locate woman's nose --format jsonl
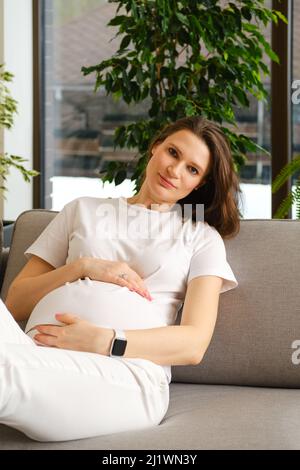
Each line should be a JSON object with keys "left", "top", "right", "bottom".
{"left": 167, "top": 164, "right": 181, "bottom": 178}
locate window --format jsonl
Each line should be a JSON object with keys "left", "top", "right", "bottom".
{"left": 39, "top": 0, "right": 279, "bottom": 219}
{"left": 42, "top": 0, "right": 147, "bottom": 210}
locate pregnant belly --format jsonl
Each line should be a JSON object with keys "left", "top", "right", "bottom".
{"left": 25, "top": 278, "right": 168, "bottom": 340}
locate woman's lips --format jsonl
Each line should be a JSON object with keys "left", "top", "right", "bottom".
{"left": 159, "top": 174, "right": 176, "bottom": 189}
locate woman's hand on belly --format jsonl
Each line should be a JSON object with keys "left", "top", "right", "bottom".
{"left": 33, "top": 312, "right": 114, "bottom": 355}
{"left": 81, "top": 257, "right": 152, "bottom": 300}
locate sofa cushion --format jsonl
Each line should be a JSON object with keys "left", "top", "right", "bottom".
{"left": 1, "top": 210, "right": 300, "bottom": 388}
{"left": 0, "top": 384, "right": 300, "bottom": 450}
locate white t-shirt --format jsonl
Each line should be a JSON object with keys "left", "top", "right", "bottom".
{"left": 24, "top": 196, "right": 238, "bottom": 384}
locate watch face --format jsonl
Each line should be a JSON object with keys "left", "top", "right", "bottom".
{"left": 111, "top": 339, "right": 127, "bottom": 356}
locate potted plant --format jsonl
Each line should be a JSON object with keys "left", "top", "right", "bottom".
{"left": 271, "top": 155, "right": 300, "bottom": 219}
{"left": 0, "top": 64, "right": 39, "bottom": 247}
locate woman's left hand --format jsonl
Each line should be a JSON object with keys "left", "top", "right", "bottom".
{"left": 34, "top": 313, "right": 114, "bottom": 355}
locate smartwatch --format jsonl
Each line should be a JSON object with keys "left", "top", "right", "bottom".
{"left": 109, "top": 329, "right": 127, "bottom": 357}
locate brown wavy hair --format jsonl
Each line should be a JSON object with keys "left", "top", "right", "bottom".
{"left": 140, "top": 116, "right": 243, "bottom": 239}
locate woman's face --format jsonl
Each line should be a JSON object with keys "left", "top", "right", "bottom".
{"left": 145, "top": 129, "right": 211, "bottom": 203}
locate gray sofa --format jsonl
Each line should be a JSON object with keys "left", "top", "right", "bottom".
{"left": 0, "top": 209, "right": 300, "bottom": 450}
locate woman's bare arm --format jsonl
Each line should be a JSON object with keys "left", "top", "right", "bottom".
{"left": 5, "top": 255, "right": 84, "bottom": 322}
{"left": 119, "top": 275, "right": 224, "bottom": 366}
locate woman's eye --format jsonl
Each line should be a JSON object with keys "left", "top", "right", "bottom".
{"left": 189, "top": 166, "right": 198, "bottom": 175}
{"left": 168, "top": 148, "right": 198, "bottom": 175}
{"left": 168, "top": 147, "right": 177, "bottom": 156}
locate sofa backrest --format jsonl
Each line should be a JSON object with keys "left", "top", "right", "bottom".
{"left": 2, "top": 209, "right": 300, "bottom": 388}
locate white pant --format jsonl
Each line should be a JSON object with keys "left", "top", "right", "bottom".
{"left": 0, "top": 299, "right": 169, "bottom": 442}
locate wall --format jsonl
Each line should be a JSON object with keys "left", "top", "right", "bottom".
{"left": 1, "top": 0, "right": 33, "bottom": 221}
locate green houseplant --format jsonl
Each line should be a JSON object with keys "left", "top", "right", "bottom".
{"left": 82, "top": 0, "right": 286, "bottom": 195}
{"left": 0, "top": 64, "right": 39, "bottom": 196}
{"left": 0, "top": 64, "right": 39, "bottom": 246}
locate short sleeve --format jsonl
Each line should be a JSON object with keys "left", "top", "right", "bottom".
{"left": 187, "top": 225, "right": 238, "bottom": 294}
{"left": 24, "top": 198, "right": 77, "bottom": 268}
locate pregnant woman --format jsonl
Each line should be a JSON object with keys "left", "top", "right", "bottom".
{"left": 1, "top": 116, "right": 240, "bottom": 442}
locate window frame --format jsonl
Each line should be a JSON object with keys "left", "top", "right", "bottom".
{"left": 33, "top": 0, "right": 295, "bottom": 218}
{"left": 271, "top": 0, "right": 293, "bottom": 218}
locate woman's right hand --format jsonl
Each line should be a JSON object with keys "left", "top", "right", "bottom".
{"left": 80, "top": 257, "right": 152, "bottom": 301}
